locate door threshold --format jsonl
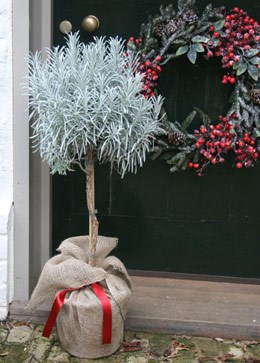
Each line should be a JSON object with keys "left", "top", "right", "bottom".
{"left": 129, "top": 269, "right": 260, "bottom": 285}
{"left": 9, "top": 275, "right": 260, "bottom": 340}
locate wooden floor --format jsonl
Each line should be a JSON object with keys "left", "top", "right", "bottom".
{"left": 10, "top": 276, "right": 260, "bottom": 340}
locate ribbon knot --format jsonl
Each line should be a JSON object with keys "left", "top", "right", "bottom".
{"left": 42, "top": 282, "right": 112, "bottom": 345}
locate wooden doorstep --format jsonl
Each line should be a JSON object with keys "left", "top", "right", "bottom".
{"left": 9, "top": 276, "right": 260, "bottom": 340}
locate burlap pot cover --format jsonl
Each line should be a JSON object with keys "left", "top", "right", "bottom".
{"left": 29, "top": 235, "right": 132, "bottom": 359}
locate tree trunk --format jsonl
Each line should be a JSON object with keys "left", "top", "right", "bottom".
{"left": 86, "top": 149, "right": 99, "bottom": 266}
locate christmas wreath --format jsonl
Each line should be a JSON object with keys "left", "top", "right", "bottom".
{"left": 127, "top": 0, "right": 260, "bottom": 175}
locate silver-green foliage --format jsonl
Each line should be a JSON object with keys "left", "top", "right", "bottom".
{"left": 27, "top": 33, "right": 164, "bottom": 176}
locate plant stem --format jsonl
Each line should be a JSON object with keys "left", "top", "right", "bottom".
{"left": 86, "top": 149, "right": 99, "bottom": 266}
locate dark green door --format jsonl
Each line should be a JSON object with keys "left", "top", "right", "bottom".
{"left": 52, "top": 0, "right": 260, "bottom": 278}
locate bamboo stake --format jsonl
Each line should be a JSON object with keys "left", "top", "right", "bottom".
{"left": 86, "top": 149, "right": 99, "bottom": 266}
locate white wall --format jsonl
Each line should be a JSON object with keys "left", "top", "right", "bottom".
{"left": 0, "top": 0, "right": 14, "bottom": 319}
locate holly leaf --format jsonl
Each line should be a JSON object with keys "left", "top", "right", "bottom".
{"left": 232, "top": 61, "right": 240, "bottom": 70}
{"left": 219, "top": 31, "right": 226, "bottom": 37}
{"left": 245, "top": 49, "right": 259, "bottom": 58}
{"left": 236, "top": 62, "right": 247, "bottom": 76}
{"left": 192, "top": 43, "right": 204, "bottom": 53}
{"left": 187, "top": 48, "right": 197, "bottom": 64}
{"left": 192, "top": 35, "right": 210, "bottom": 43}
{"left": 253, "top": 129, "right": 260, "bottom": 138}
{"left": 249, "top": 57, "right": 260, "bottom": 65}
{"left": 214, "top": 19, "right": 225, "bottom": 31}
{"left": 176, "top": 45, "right": 189, "bottom": 56}
{"left": 248, "top": 64, "right": 259, "bottom": 81}
{"left": 211, "top": 38, "right": 220, "bottom": 47}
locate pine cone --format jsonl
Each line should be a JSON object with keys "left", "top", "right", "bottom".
{"left": 168, "top": 130, "right": 187, "bottom": 145}
{"left": 182, "top": 9, "right": 199, "bottom": 24}
{"left": 250, "top": 89, "right": 260, "bottom": 105}
{"left": 154, "top": 22, "right": 165, "bottom": 38}
{"left": 166, "top": 18, "right": 185, "bottom": 34}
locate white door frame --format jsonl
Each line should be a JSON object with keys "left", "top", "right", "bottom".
{"left": 13, "top": 0, "right": 52, "bottom": 301}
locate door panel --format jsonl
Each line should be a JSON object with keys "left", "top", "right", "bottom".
{"left": 52, "top": 0, "right": 260, "bottom": 278}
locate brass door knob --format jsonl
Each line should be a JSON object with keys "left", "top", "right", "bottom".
{"left": 81, "top": 15, "right": 100, "bottom": 32}
{"left": 59, "top": 20, "right": 72, "bottom": 34}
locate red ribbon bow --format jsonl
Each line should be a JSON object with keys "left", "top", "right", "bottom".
{"left": 42, "top": 282, "right": 112, "bottom": 344}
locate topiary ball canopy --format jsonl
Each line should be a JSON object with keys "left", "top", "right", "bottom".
{"left": 27, "top": 33, "right": 164, "bottom": 177}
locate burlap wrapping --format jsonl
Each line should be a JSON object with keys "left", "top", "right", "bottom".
{"left": 29, "top": 235, "right": 132, "bottom": 359}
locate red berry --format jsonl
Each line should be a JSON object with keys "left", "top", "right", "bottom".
{"left": 188, "top": 162, "right": 194, "bottom": 168}
{"left": 129, "top": 37, "right": 135, "bottom": 42}
{"left": 155, "top": 55, "right": 162, "bottom": 62}
{"left": 223, "top": 55, "right": 229, "bottom": 62}
{"left": 209, "top": 25, "right": 215, "bottom": 31}
{"left": 214, "top": 32, "right": 220, "bottom": 38}
{"left": 236, "top": 162, "right": 243, "bottom": 169}
{"left": 220, "top": 142, "right": 226, "bottom": 148}
{"left": 238, "top": 140, "right": 244, "bottom": 148}
{"left": 193, "top": 163, "right": 199, "bottom": 169}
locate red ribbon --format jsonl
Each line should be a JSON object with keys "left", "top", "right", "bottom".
{"left": 42, "top": 282, "right": 112, "bottom": 344}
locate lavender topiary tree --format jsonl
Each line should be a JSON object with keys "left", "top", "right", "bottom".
{"left": 27, "top": 33, "right": 164, "bottom": 266}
